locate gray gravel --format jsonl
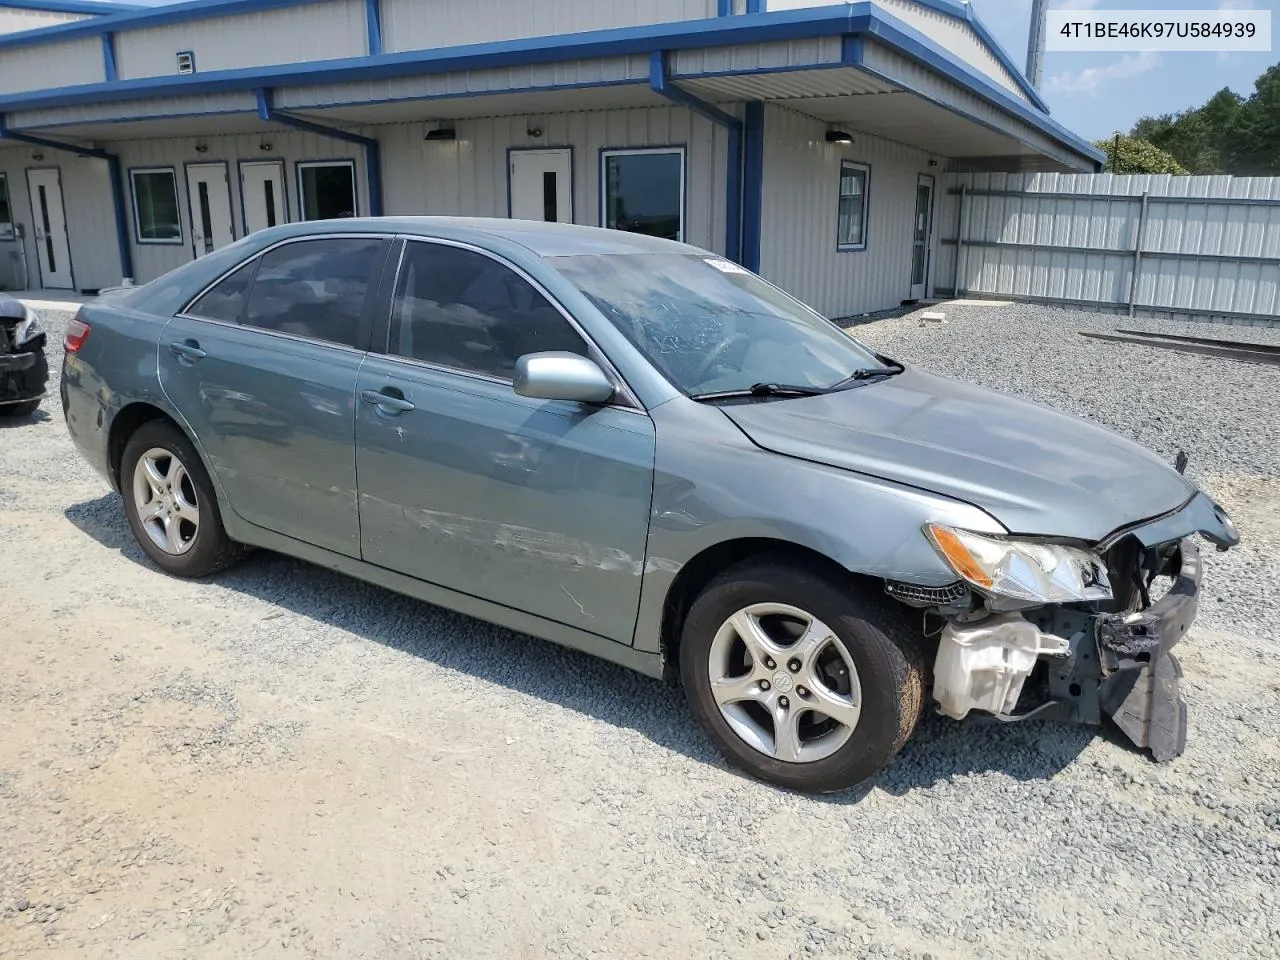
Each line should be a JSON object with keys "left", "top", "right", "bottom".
{"left": 2, "top": 302, "right": 1278, "bottom": 960}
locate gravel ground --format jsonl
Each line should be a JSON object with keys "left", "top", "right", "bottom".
{"left": 2, "top": 302, "right": 1278, "bottom": 960}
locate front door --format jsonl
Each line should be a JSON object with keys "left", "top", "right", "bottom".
{"left": 355, "top": 239, "right": 654, "bottom": 645}
{"left": 26, "top": 168, "right": 73, "bottom": 289}
{"left": 909, "top": 174, "right": 934, "bottom": 301}
{"left": 509, "top": 148, "right": 573, "bottom": 223}
{"left": 185, "top": 162, "right": 235, "bottom": 258}
{"left": 158, "top": 236, "right": 391, "bottom": 558}
{"left": 239, "top": 160, "right": 287, "bottom": 235}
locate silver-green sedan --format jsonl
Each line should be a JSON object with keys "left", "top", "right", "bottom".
{"left": 62, "top": 218, "right": 1238, "bottom": 792}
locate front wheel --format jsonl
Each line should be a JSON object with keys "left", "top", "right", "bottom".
{"left": 120, "top": 420, "right": 243, "bottom": 577}
{"left": 680, "top": 559, "right": 925, "bottom": 793}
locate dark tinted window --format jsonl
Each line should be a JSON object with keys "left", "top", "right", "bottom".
{"left": 242, "top": 238, "right": 384, "bottom": 347}
{"left": 186, "top": 260, "right": 258, "bottom": 323}
{"left": 389, "top": 242, "right": 587, "bottom": 379}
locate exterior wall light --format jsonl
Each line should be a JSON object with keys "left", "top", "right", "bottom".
{"left": 424, "top": 127, "right": 457, "bottom": 141}
{"left": 194, "top": 143, "right": 209, "bottom": 153}
{"left": 825, "top": 131, "right": 854, "bottom": 144}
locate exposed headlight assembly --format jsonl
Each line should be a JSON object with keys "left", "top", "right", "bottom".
{"left": 14, "top": 313, "right": 41, "bottom": 346}
{"left": 924, "top": 524, "right": 1112, "bottom": 604}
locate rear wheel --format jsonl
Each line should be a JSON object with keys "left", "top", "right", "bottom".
{"left": 680, "top": 558, "right": 925, "bottom": 793}
{"left": 120, "top": 421, "right": 243, "bottom": 577}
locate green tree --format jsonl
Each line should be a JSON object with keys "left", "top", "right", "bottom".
{"left": 1226, "top": 65, "right": 1280, "bottom": 175}
{"left": 1093, "top": 134, "right": 1188, "bottom": 174}
{"left": 1132, "top": 88, "right": 1242, "bottom": 173}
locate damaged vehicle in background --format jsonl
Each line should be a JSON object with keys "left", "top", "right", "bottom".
{"left": 59, "top": 218, "right": 1240, "bottom": 793}
{"left": 0, "top": 294, "right": 48, "bottom": 417}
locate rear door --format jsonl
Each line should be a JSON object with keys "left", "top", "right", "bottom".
{"left": 354, "top": 238, "right": 655, "bottom": 644}
{"left": 158, "top": 235, "right": 390, "bottom": 557}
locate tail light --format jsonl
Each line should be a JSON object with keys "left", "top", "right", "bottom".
{"left": 64, "top": 318, "right": 91, "bottom": 353}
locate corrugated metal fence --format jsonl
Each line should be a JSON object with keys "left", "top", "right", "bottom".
{"left": 934, "top": 172, "right": 1280, "bottom": 326}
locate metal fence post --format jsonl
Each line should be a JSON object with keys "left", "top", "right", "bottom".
{"left": 1127, "top": 191, "right": 1149, "bottom": 317}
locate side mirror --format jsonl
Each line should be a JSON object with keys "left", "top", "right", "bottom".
{"left": 514, "top": 352, "right": 615, "bottom": 405}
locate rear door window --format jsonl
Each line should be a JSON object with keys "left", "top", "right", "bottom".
{"left": 185, "top": 260, "right": 258, "bottom": 323}
{"left": 241, "top": 238, "right": 387, "bottom": 348}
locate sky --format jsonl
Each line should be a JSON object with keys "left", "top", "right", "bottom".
{"left": 970, "top": 0, "right": 1279, "bottom": 138}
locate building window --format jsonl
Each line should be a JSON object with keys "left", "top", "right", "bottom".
{"left": 0, "top": 174, "right": 13, "bottom": 241}
{"left": 297, "top": 161, "right": 357, "bottom": 221}
{"left": 130, "top": 168, "right": 183, "bottom": 244}
{"left": 601, "top": 148, "right": 685, "bottom": 242}
{"left": 837, "top": 160, "right": 870, "bottom": 251}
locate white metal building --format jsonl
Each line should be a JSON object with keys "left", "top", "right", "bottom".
{"left": 0, "top": 0, "right": 1103, "bottom": 318}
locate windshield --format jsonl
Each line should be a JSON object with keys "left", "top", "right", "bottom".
{"left": 546, "top": 253, "right": 889, "bottom": 396}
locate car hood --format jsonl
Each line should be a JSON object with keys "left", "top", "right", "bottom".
{"left": 720, "top": 366, "right": 1196, "bottom": 542}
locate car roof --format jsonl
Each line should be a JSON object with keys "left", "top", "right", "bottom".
{"left": 261, "top": 216, "right": 702, "bottom": 258}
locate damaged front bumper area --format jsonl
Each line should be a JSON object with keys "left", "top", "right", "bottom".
{"left": 0, "top": 341, "right": 49, "bottom": 405}
{"left": 928, "top": 537, "right": 1207, "bottom": 762}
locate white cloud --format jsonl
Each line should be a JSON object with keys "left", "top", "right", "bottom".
{"left": 1053, "top": 0, "right": 1101, "bottom": 10}
{"left": 1217, "top": 0, "right": 1255, "bottom": 10}
{"left": 1047, "top": 51, "right": 1160, "bottom": 95}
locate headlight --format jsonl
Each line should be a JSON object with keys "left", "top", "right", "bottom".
{"left": 924, "top": 524, "right": 1112, "bottom": 603}
{"left": 14, "top": 313, "right": 40, "bottom": 345}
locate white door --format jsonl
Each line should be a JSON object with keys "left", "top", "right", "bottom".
{"left": 239, "top": 160, "right": 287, "bottom": 234}
{"left": 26, "top": 168, "right": 73, "bottom": 290}
{"left": 185, "top": 162, "right": 235, "bottom": 258}
{"left": 909, "top": 174, "right": 935, "bottom": 301}
{"left": 509, "top": 149, "right": 573, "bottom": 223}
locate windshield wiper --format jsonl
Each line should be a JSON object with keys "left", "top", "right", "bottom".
{"left": 690, "top": 382, "right": 831, "bottom": 402}
{"left": 828, "top": 359, "right": 905, "bottom": 390}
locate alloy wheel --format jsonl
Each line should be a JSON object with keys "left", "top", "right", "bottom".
{"left": 707, "top": 602, "right": 862, "bottom": 763}
{"left": 131, "top": 446, "right": 200, "bottom": 556}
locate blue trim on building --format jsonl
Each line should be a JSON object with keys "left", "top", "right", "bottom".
{"left": 649, "top": 50, "right": 742, "bottom": 263}
{"left": 840, "top": 33, "right": 862, "bottom": 65}
{"left": 717, "top": 0, "right": 733, "bottom": 15}
{"left": 101, "top": 31, "right": 116, "bottom": 81}
{"left": 365, "top": 0, "right": 382, "bottom": 56}
{"left": 747, "top": 0, "right": 764, "bottom": 13}
{"left": 256, "top": 88, "right": 383, "bottom": 216}
{"left": 858, "top": 14, "right": 1103, "bottom": 164}
{"left": 0, "top": 8, "right": 866, "bottom": 109}
{"left": 0, "top": 0, "right": 145, "bottom": 14}
{"left": 961, "top": 2, "right": 1049, "bottom": 113}
{"left": 0, "top": 4, "right": 1101, "bottom": 168}
{"left": 0, "top": 116, "right": 133, "bottom": 280}
{"left": 0, "top": 0, "right": 338, "bottom": 48}
{"left": 741, "top": 101, "right": 764, "bottom": 274}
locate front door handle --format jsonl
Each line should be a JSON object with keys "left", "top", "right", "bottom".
{"left": 361, "top": 389, "right": 415, "bottom": 414}
{"left": 168, "top": 340, "right": 207, "bottom": 362}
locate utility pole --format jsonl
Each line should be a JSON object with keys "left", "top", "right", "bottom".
{"left": 1025, "top": 0, "right": 1048, "bottom": 90}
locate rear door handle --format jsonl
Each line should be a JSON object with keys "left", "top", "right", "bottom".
{"left": 361, "top": 389, "right": 415, "bottom": 414}
{"left": 168, "top": 340, "right": 207, "bottom": 362}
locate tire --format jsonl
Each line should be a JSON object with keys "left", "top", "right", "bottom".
{"left": 120, "top": 420, "right": 243, "bottom": 577}
{"left": 0, "top": 399, "right": 40, "bottom": 417}
{"left": 679, "top": 557, "right": 926, "bottom": 793}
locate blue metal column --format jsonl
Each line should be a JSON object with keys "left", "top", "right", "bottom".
{"left": 256, "top": 88, "right": 384, "bottom": 216}
{"left": 741, "top": 101, "right": 765, "bottom": 273}
{"left": 649, "top": 51, "right": 744, "bottom": 264}
{"left": 0, "top": 115, "right": 133, "bottom": 283}
{"left": 364, "top": 0, "right": 383, "bottom": 55}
